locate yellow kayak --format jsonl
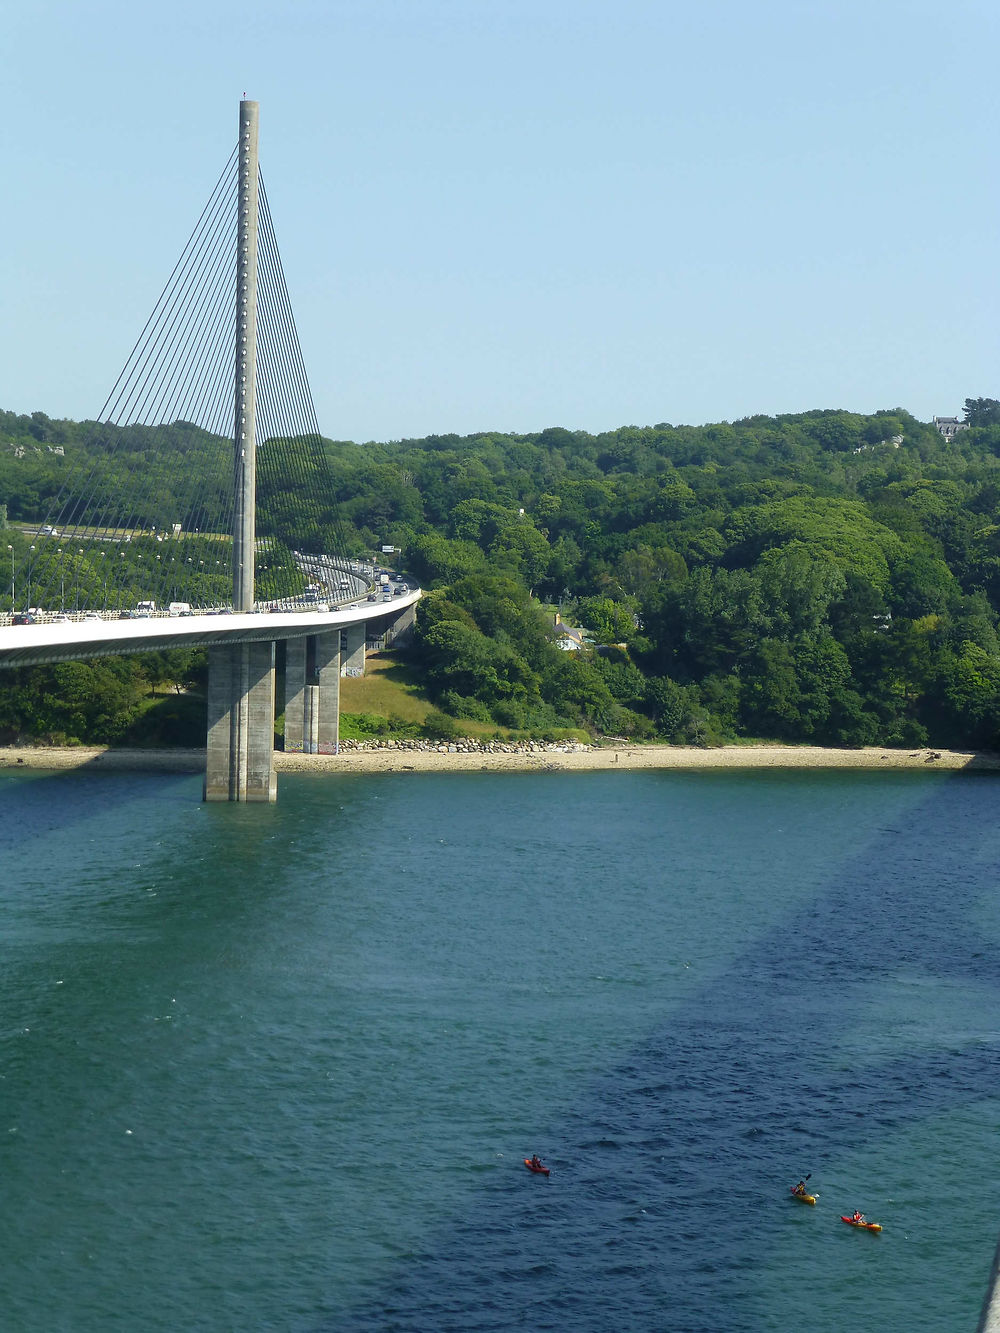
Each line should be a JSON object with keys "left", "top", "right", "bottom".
{"left": 790, "top": 1187, "right": 817, "bottom": 1205}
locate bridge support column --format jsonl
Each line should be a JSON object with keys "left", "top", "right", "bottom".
{"left": 205, "top": 641, "right": 277, "bottom": 801}
{"left": 384, "top": 602, "right": 416, "bottom": 646}
{"left": 282, "top": 632, "right": 341, "bottom": 754}
{"left": 283, "top": 636, "right": 309, "bottom": 753}
{"left": 342, "top": 623, "right": 366, "bottom": 678}
{"left": 315, "top": 630, "right": 341, "bottom": 753}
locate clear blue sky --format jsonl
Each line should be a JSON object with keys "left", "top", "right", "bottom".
{"left": 4, "top": 0, "right": 997, "bottom": 442}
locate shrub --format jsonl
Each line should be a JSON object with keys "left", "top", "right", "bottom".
{"left": 340, "top": 711, "right": 392, "bottom": 739}
{"left": 438, "top": 689, "right": 493, "bottom": 722}
{"left": 492, "top": 700, "right": 526, "bottom": 728}
{"left": 422, "top": 710, "right": 461, "bottom": 740}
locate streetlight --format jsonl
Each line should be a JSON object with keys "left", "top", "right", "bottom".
{"left": 6, "top": 545, "right": 13, "bottom": 611}
{"left": 27, "top": 546, "right": 35, "bottom": 611}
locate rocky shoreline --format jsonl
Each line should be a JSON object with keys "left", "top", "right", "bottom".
{"left": 1, "top": 740, "right": 997, "bottom": 776}
{"left": 334, "top": 737, "right": 593, "bottom": 754}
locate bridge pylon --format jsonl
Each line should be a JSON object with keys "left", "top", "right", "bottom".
{"left": 204, "top": 99, "right": 276, "bottom": 802}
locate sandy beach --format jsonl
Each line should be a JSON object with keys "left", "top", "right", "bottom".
{"left": 0, "top": 743, "right": 997, "bottom": 775}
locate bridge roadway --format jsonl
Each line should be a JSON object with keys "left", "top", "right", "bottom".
{"left": 0, "top": 589, "right": 421, "bottom": 671}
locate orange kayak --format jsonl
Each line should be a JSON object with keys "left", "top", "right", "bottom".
{"left": 524, "top": 1158, "right": 550, "bottom": 1176}
{"left": 841, "top": 1215, "right": 882, "bottom": 1232}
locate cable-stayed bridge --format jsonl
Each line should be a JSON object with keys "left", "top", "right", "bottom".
{"left": 0, "top": 101, "right": 418, "bottom": 801}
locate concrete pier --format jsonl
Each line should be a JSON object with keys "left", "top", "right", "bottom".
{"left": 283, "top": 635, "right": 310, "bottom": 753}
{"left": 204, "top": 642, "right": 277, "bottom": 801}
{"left": 342, "top": 623, "right": 366, "bottom": 677}
{"left": 315, "top": 630, "right": 341, "bottom": 753}
{"left": 284, "top": 630, "right": 341, "bottom": 754}
{"left": 384, "top": 602, "right": 416, "bottom": 646}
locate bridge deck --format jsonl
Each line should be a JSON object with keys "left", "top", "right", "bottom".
{"left": 0, "top": 590, "right": 420, "bottom": 669}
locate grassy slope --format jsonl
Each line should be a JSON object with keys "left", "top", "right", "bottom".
{"left": 340, "top": 653, "right": 529, "bottom": 739}
{"left": 339, "top": 652, "right": 434, "bottom": 723}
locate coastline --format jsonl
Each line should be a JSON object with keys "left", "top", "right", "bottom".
{"left": 0, "top": 743, "right": 997, "bottom": 775}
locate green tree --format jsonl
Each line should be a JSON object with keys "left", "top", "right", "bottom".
{"left": 578, "top": 595, "right": 638, "bottom": 645}
{"left": 888, "top": 550, "right": 960, "bottom": 619}
{"left": 963, "top": 398, "right": 1000, "bottom": 427}
{"left": 740, "top": 639, "right": 803, "bottom": 738}
{"left": 755, "top": 548, "right": 846, "bottom": 638}
{"left": 490, "top": 522, "right": 551, "bottom": 594}
{"left": 419, "top": 619, "right": 537, "bottom": 703}
{"left": 408, "top": 534, "right": 487, "bottom": 586}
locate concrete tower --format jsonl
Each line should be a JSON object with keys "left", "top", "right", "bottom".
{"left": 233, "top": 98, "right": 260, "bottom": 614}
{"left": 204, "top": 100, "right": 276, "bottom": 801}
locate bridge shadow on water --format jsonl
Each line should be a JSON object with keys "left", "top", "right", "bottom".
{"left": 322, "top": 769, "right": 1000, "bottom": 1333}
{"left": 3, "top": 762, "right": 997, "bottom": 1331}
{"left": 0, "top": 761, "right": 197, "bottom": 848}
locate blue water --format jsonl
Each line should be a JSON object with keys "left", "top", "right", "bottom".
{"left": 1, "top": 766, "right": 998, "bottom": 1330}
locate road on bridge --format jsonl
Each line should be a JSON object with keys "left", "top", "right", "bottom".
{"left": 0, "top": 588, "right": 421, "bottom": 669}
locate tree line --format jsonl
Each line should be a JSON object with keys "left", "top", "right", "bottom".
{"left": 4, "top": 399, "right": 1000, "bottom": 748}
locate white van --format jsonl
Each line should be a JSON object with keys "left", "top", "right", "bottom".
{"left": 168, "top": 602, "right": 192, "bottom": 617}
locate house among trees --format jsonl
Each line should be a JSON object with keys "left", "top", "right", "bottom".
{"left": 933, "top": 416, "right": 968, "bottom": 440}
{"left": 552, "top": 612, "right": 585, "bottom": 651}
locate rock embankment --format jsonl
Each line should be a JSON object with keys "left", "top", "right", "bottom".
{"left": 336, "top": 737, "right": 592, "bottom": 755}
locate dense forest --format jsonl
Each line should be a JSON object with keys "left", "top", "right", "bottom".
{"left": 4, "top": 399, "right": 1000, "bottom": 749}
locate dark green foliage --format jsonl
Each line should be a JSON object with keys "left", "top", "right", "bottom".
{"left": 8, "top": 400, "right": 1000, "bottom": 747}
{"left": 389, "top": 404, "right": 1000, "bottom": 745}
{"left": 121, "top": 692, "right": 207, "bottom": 747}
{"left": 338, "top": 712, "right": 419, "bottom": 740}
{"left": 963, "top": 398, "right": 1000, "bottom": 428}
{"left": 437, "top": 691, "right": 494, "bottom": 722}
{"left": 578, "top": 596, "right": 639, "bottom": 645}
{"left": 0, "top": 649, "right": 207, "bottom": 746}
{"left": 422, "top": 709, "right": 461, "bottom": 740}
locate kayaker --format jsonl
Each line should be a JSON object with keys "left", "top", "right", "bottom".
{"left": 792, "top": 1181, "right": 807, "bottom": 1196}
{"left": 530, "top": 1155, "right": 543, "bottom": 1170}
{"left": 852, "top": 1210, "right": 866, "bottom": 1224}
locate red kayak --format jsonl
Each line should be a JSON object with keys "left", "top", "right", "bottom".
{"left": 524, "top": 1158, "right": 550, "bottom": 1176}
{"left": 841, "top": 1215, "right": 882, "bottom": 1233}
